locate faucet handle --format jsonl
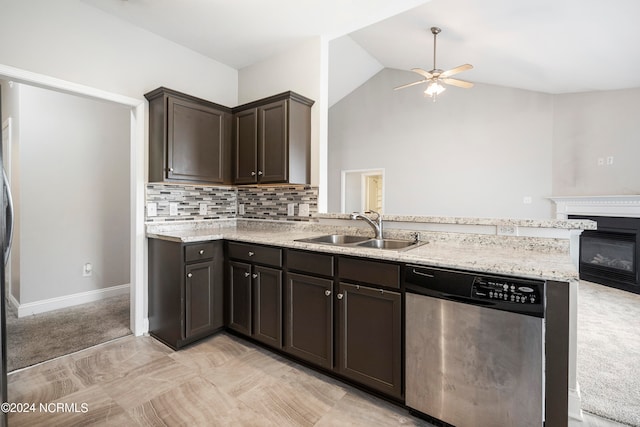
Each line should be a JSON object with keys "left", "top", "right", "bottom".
{"left": 365, "top": 210, "right": 381, "bottom": 220}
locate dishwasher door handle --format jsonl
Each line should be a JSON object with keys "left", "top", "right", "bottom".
{"left": 443, "top": 294, "right": 495, "bottom": 307}
{"left": 411, "top": 268, "right": 435, "bottom": 278}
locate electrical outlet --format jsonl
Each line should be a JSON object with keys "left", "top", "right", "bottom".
{"left": 607, "top": 156, "right": 614, "bottom": 165}
{"left": 147, "top": 202, "right": 157, "bottom": 217}
{"left": 238, "top": 204, "right": 245, "bottom": 215}
{"left": 597, "top": 158, "right": 604, "bottom": 166}
{"left": 287, "top": 203, "right": 295, "bottom": 216}
{"left": 298, "top": 203, "right": 310, "bottom": 217}
{"left": 169, "top": 202, "right": 178, "bottom": 216}
{"left": 199, "top": 203, "right": 207, "bottom": 215}
{"left": 83, "top": 263, "right": 93, "bottom": 277}
{"left": 497, "top": 225, "right": 517, "bottom": 236}
{"left": 523, "top": 196, "right": 532, "bottom": 204}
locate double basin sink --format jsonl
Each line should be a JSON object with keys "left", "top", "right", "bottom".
{"left": 296, "top": 234, "right": 424, "bottom": 251}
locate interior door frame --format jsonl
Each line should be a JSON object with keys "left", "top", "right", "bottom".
{"left": 0, "top": 63, "right": 148, "bottom": 336}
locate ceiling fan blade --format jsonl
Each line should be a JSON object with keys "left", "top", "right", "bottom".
{"left": 411, "top": 68, "right": 433, "bottom": 79}
{"left": 440, "top": 64, "right": 473, "bottom": 78}
{"left": 394, "top": 80, "right": 427, "bottom": 90}
{"left": 441, "top": 78, "right": 474, "bottom": 89}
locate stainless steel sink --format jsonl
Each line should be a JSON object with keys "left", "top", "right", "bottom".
{"left": 356, "top": 238, "right": 420, "bottom": 250}
{"left": 296, "top": 234, "right": 370, "bottom": 245}
{"left": 295, "top": 234, "right": 423, "bottom": 251}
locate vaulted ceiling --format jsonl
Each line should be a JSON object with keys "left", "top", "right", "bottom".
{"left": 84, "top": 0, "right": 640, "bottom": 97}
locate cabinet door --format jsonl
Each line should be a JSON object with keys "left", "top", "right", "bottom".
{"left": 167, "top": 96, "right": 227, "bottom": 183}
{"left": 227, "top": 261, "right": 252, "bottom": 336}
{"left": 258, "top": 100, "right": 288, "bottom": 183}
{"left": 284, "top": 273, "right": 334, "bottom": 369}
{"left": 185, "top": 260, "right": 217, "bottom": 338}
{"left": 234, "top": 108, "right": 258, "bottom": 184}
{"left": 252, "top": 266, "right": 283, "bottom": 349}
{"left": 336, "top": 283, "right": 402, "bottom": 399}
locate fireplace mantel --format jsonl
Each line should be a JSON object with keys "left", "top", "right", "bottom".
{"left": 549, "top": 195, "right": 640, "bottom": 219}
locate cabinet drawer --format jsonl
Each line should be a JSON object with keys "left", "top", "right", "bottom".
{"left": 185, "top": 242, "right": 216, "bottom": 262}
{"left": 227, "top": 242, "right": 282, "bottom": 267}
{"left": 287, "top": 250, "right": 334, "bottom": 277}
{"left": 338, "top": 257, "right": 400, "bottom": 289}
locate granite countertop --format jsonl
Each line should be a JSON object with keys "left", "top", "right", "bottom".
{"left": 315, "top": 213, "right": 597, "bottom": 229}
{"left": 147, "top": 221, "right": 579, "bottom": 282}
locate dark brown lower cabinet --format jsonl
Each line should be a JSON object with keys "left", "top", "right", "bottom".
{"left": 227, "top": 261, "right": 252, "bottom": 336}
{"left": 148, "top": 239, "right": 224, "bottom": 349}
{"left": 252, "top": 266, "right": 282, "bottom": 348}
{"left": 226, "top": 242, "right": 283, "bottom": 350}
{"left": 284, "top": 273, "right": 334, "bottom": 369}
{"left": 336, "top": 282, "right": 402, "bottom": 399}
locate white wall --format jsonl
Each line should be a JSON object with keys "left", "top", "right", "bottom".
{"left": 329, "top": 68, "right": 555, "bottom": 219}
{"left": 0, "top": 0, "right": 238, "bottom": 105}
{"left": 16, "top": 84, "right": 130, "bottom": 304}
{"left": 328, "top": 35, "right": 383, "bottom": 107}
{"left": 553, "top": 88, "right": 640, "bottom": 196}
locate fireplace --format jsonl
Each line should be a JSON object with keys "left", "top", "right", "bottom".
{"left": 569, "top": 215, "right": 640, "bottom": 293}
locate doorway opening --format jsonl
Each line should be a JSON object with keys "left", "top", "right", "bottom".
{"left": 341, "top": 168, "right": 384, "bottom": 214}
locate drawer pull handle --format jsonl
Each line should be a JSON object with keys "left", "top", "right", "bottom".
{"left": 337, "top": 293, "right": 343, "bottom": 300}
{"left": 248, "top": 251, "right": 255, "bottom": 257}
{"left": 244, "top": 272, "right": 250, "bottom": 277}
{"left": 252, "top": 273, "right": 258, "bottom": 279}
{"left": 199, "top": 249, "right": 205, "bottom": 255}
{"left": 187, "top": 273, "right": 193, "bottom": 278}
{"left": 325, "top": 290, "right": 331, "bottom": 297}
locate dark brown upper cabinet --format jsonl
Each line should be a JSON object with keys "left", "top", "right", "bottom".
{"left": 233, "top": 92, "right": 314, "bottom": 185}
{"left": 145, "top": 87, "right": 232, "bottom": 184}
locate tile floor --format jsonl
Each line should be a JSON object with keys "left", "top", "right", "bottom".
{"left": 7, "top": 333, "right": 430, "bottom": 426}
{"left": 7, "top": 331, "right": 627, "bottom": 426}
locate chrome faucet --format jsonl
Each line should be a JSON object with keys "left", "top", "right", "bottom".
{"left": 350, "top": 210, "right": 383, "bottom": 239}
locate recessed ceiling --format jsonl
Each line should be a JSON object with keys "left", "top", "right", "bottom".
{"left": 83, "top": 0, "right": 640, "bottom": 94}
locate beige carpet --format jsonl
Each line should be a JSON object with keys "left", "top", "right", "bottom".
{"left": 5, "top": 293, "right": 131, "bottom": 372}
{"left": 578, "top": 281, "right": 640, "bottom": 426}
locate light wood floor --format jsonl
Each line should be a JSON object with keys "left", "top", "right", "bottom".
{"left": 7, "top": 332, "right": 628, "bottom": 426}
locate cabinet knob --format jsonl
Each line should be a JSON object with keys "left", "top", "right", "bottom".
{"left": 337, "top": 293, "right": 344, "bottom": 300}
{"left": 252, "top": 273, "right": 258, "bottom": 279}
{"left": 187, "top": 273, "right": 193, "bottom": 278}
{"left": 325, "top": 290, "right": 331, "bottom": 297}
{"left": 258, "top": 170, "right": 263, "bottom": 176}
{"left": 244, "top": 272, "right": 250, "bottom": 277}
{"left": 251, "top": 171, "right": 256, "bottom": 176}
{"left": 248, "top": 251, "right": 255, "bottom": 257}
{"left": 199, "top": 249, "right": 205, "bottom": 255}
{"left": 167, "top": 167, "right": 174, "bottom": 172}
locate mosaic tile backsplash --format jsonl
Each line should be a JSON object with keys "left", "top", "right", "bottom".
{"left": 146, "top": 183, "right": 318, "bottom": 222}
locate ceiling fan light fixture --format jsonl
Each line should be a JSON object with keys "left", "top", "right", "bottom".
{"left": 424, "top": 80, "right": 446, "bottom": 100}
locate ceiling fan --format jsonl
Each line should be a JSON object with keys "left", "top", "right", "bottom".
{"left": 395, "top": 27, "right": 473, "bottom": 100}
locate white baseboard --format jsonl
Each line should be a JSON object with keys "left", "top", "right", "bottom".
{"left": 568, "top": 384, "right": 584, "bottom": 421}
{"left": 15, "top": 284, "right": 130, "bottom": 318}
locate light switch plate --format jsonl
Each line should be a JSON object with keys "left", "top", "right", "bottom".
{"left": 238, "top": 204, "right": 245, "bottom": 215}
{"left": 199, "top": 203, "right": 207, "bottom": 215}
{"left": 147, "top": 202, "right": 157, "bottom": 217}
{"left": 287, "top": 203, "right": 295, "bottom": 216}
{"left": 298, "top": 203, "right": 310, "bottom": 217}
{"left": 169, "top": 202, "right": 178, "bottom": 216}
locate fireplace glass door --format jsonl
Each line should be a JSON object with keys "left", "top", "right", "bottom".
{"left": 580, "top": 233, "right": 635, "bottom": 273}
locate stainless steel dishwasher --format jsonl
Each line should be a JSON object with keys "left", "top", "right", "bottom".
{"left": 405, "top": 265, "right": 544, "bottom": 427}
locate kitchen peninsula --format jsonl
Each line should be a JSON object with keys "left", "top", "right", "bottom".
{"left": 147, "top": 214, "right": 594, "bottom": 426}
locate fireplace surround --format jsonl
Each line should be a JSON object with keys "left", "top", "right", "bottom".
{"left": 551, "top": 195, "right": 640, "bottom": 294}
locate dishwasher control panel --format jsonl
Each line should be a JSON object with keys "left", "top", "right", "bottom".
{"left": 472, "top": 276, "right": 542, "bottom": 305}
